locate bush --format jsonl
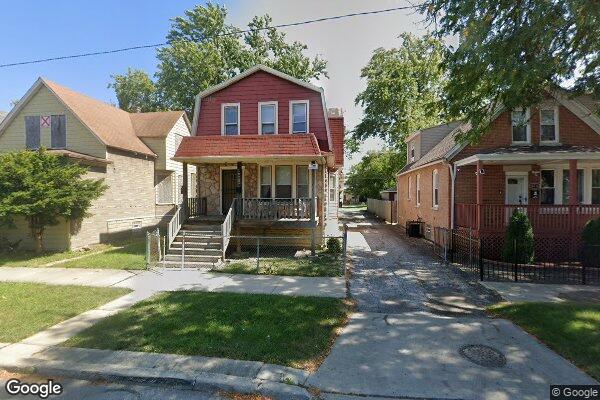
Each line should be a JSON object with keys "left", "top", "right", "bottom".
{"left": 502, "top": 210, "right": 534, "bottom": 264}
{"left": 325, "top": 237, "right": 342, "bottom": 254}
{"left": 580, "top": 218, "right": 600, "bottom": 268}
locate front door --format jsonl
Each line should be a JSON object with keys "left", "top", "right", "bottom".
{"left": 506, "top": 176, "right": 527, "bottom": 205}
{"left": 222, "top": 170, "right": 236, "bottom": 214}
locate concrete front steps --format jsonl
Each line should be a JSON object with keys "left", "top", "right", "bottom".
{"left": 162, "top": 223, "right": 224, "bottom": 268}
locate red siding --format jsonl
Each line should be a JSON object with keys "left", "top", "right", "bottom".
{"left": 329, "top": 116, "right": 344, "bottom": 168}
{"left": 196, "top": 71, "right": 329, "bottom": 147}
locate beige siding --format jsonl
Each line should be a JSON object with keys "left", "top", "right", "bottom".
{"left": 0, "top": 86, "right": 106, "bottom": 158}
{"left": 165, "top": 116, "right": 191, "bottom": 172}
{"left": 69, "top": 148, "right": 157, "bottom": 249}
{"left": 141, "top": 138, "right": 166, "bottom": 170}
{"left": 0, "top": 217, "right": 70, "bottom": 252}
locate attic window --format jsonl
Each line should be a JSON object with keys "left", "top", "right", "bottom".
{"left": 511, "top": 108, "right": 530, "bottom": 144}
{"left": 540, "top": 108, "right": 558, "bottom": 143}
{"left": 25, "top": 116, "right": 41, "bottom": 150}
{"left": 222, "top": 103, "right": 240, "bottom": 135}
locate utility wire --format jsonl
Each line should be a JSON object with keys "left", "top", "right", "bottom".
{"left": 0, "top": 4, "right": 422, "bottom": 68}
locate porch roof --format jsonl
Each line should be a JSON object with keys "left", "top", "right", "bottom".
{"left": 455, "top": 145, "right": 600, "bottom": 166}
{"left": 172, "top": 133, "right": 333, "bottom": 165}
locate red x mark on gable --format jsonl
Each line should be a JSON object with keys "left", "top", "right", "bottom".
{"left": 40, "top": 116, "right": 51, "bottom": 128}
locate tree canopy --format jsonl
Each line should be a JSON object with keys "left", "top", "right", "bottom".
{"left": 349, "top": 33, "right": 447, "bottom": 154}
{"left": 111, "top": 3, "right": 328, "bottom": 115}
{"left": 422, "top": 0, "right": 600, "bottom": 143}
{"left": 345, "top": 150, "right": 405, "bottom": 200}
{"left": 0, "top": 150, "right": 107, "bottom": 253}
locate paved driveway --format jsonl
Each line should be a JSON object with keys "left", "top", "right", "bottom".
{"left": 309, "top": 210, "right": 596, "bottom": 400}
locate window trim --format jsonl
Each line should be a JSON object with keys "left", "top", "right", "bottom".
{"left": 407, "top": 176, "right": 412, "bottom": 200}
{"left": 289, "top": 100, "right": 309, "bottom": 134}
{"left": 221, "top": 102, "right": 240, "bottom": 136}
{"left": 258, "top": 101, "right": 278, "bottom": 135}
{"left": 275, "top": 165, "right": 293, "bottom": 198}
{"left": 511, "top": 108, "right": 531, "bottom": 145}
{"left": 416, "top": 174, "right": 421, "bottom": 206}
{"left": 257, "top": 162, "right": 313, "bottom": 199}
{"left": 432, "top": 169, "right": 439, "bottom": 209}
{"left": 539, "top": 106, "right": 560, "bottom": 144}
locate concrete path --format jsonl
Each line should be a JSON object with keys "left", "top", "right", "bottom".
{"left": 0, "top": 267, "right": 345, "bottom": 298}
{"left": 482, "top": 281, "right": 600, "bottom": 303}
{"left": 309, "top": 209, "right": 597, "bottom": 400}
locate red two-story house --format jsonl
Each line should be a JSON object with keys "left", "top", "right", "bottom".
{"left": 397, "top": 91, "right": 600, "bottom": 261}
{"left": 169, "top": 65, "right": 344, "bottom": 256}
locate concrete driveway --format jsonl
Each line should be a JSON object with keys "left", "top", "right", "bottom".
{"left": 309, "top": 210, "right": 597, "bottom": 400}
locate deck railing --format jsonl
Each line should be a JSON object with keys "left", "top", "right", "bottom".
{"left": 187, "top": 197, "right": 207, "bottom": 217}
{"left": 455, "top": 203, "right": 600, "bottom": 234}
{"left": 239, "top": 198, "right": 312, "bottom": 220}
{"left": 221, "top": 199, "right": 236, "bottom": 259}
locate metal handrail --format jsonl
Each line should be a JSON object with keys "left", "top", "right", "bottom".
{"left": 221, "top": 199, "right": 236, "bottom": 259}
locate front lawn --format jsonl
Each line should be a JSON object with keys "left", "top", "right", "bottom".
{"left": 488, "top": 302, "right": 600, "bottom": 380}
{"left": 57, "top": 240, "right": 147, "bottom": 270}
{"left": 0, "top": 282, "right": 131, "bottom": 342}
{"left": 0, "top": 244, "right": 111, "bottom": 268}
{"left": 65, "top": 291, "right": 349, "bottom": 370}
{"left": 215, "top": 253, "right": 343, "bottom": 277}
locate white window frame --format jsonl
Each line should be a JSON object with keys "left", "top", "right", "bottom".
{"left": 539, "top": 106, "right": 559, "bottom": 144}
{"left": 407, "top": 176, "right": 412, "bottom": 200}
{"left": 416, "top": 174, "right": 421, "bottom": 206}
{"left": 289, "top": 100, "right": 309, "bottom": 134}
{"left": 432, "top": 169, "right": 439, "bottom": 209}
{"left": 511, "top": 108, "right": 531, "bottom": 145}
{"left": 410, "top": 144, "right": 415, "bottom": 162}
{"left": 221, "top": 103, "right": 240, "bottom": 136}
{"left": 258, "top": 101, "right": 278, "bottom": 135}
{"left": 256, "top": 162, "right": 313, "bottom": 199}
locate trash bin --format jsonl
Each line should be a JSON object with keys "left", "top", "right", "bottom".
{"left": 407, "top": 221, "right": 423, "bottom": 237}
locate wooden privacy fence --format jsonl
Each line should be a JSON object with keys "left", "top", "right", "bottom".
{"left": 367, "top": 198, "right": 397, "bottom": 223}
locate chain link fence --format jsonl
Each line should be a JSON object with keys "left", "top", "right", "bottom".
{"left": 145, "top": 228, "right": 163, "bottom": 269}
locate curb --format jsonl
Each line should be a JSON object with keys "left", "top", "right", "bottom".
{"left": 1, "top": 361, "right": 312, "bottom": 400}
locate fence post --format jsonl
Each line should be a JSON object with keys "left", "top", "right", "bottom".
{"left": 513, "top": 238, "right": 518, "bottom": 282}
{"left": 155, "top": 228, "right": 161, "bottom": 263}
{"left": 343, "top": 223, "right": 348, "bottom": 273}
{"left": 469, "top": 228, "right": 473, "bottom": 268}
{"left": 448, "top": 230, "right": 454, "bottom": 263}
{"left": 256, "top": 237, "right": 260, "bottom": 272}
{"left": 479, "top": 237, "right": 484, "bottom": 281}
{"left": 145, "top": 231, "right": 150, "bottom": 268}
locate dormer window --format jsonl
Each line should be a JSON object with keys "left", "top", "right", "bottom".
{"left": 290, "top": 100, "right": 309, "bottom": 134}
{"left": 259, "top": 102, "right": 277, "bottom": 134}
{"left": 410, "top": 144, "right": 415, "bottom": 162}
{"left": 511, "top": 108, "right": 530, "bottom": 144}
{"left": 540, "top": 107, "right": 558, "bottom": 143}
{"left": 222, "top": 103, "right": 240, "bottom": 135}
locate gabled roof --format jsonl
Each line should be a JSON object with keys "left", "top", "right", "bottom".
{"left": 404, "top": 121, "right": 462, "bottom": 143}
{"left": 0, "top": 78, "right": 192, "bottom": 157}
{"left": 0, "top": 111, "right": 7, "bottom": 124}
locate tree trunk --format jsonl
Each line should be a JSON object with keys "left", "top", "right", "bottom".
{"left": 28, "top": 218, "right": 45, "bottom": 254}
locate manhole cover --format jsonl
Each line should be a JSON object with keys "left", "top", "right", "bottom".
{"left": 459, "top": 344, "right": 507, "bottom": 368}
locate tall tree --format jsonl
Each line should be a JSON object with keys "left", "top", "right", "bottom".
{"left": 345, "top": 150, "right": 405, "bottom": 200}
{"left": 422, "top": 0, "right": 600, "bottom": 143}
{"left": 350, "top": 33, "right": 447, "bottom": 153}
{"left": 0, "top": 150, "right": 107, "bottom": 253}
{"left": 112, "top": 3, "right": 327, "bottom": 116}
{"left": 109, "top": 68, "right": 159, "bottom": 113}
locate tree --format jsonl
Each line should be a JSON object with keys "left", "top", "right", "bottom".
{"left": 422, "top": 0, "right": 600, "bottom": 143}
{"left": 0, "top": 150, "right": 107, "bottom": 253}
{"left": 345, "top": 150, "right": 405, "bottom": 200}
{"left": 109, "top": 68, "right": 159, "bottom": 113}
{"left": 350, "top": 33, "right": 447, "bottom": 153}
{"left": 112, "top": 3, "right": 328, "bottom": 116}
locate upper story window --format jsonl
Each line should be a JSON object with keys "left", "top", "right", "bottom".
{"left": 432, "top": 169, "right": 439, "bottom": 208}
{"left": 409, "top": 144, "right": 415, "bottom": 162}
{"left": 540, "top": 107, "right": 559, "bottom": 143}
{"left": 416, "top": 174, "right": 421, "bottom": 206}
{"left": 511, "top": 108, "right": 530, "bottom": 144}
{"left": 259, "top": 102, "right": 277, "bottom": 134}
{"left": 290, "top": 100, "right": 309, "bottom": 134}
{"left": 222, "top": 103, "right": 240, "bottom": 135}
{"left": 407, "top": 176, "right": 412, "bottom": 200}
{"left": 51, "top": 115, "right": 66, "bottom": 149}
{"left": 25, "top": 116, "right": 41, "bottom": 149}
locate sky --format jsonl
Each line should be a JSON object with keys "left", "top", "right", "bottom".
{"left": 0, "top": 0, "right": 442, "bottom": 170}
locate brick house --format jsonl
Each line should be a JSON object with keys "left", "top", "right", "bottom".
{"left": 397, "top": 91, "right": 600, "bottom": 261}
{"left": 0, "top": 78, "right": 195, "bottom": 250}
{"left": 164, "top": 65, "right": 344, "bottom": 262}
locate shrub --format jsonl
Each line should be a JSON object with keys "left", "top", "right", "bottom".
{"left": 502, "top": 210, "right": 534, "bottom": 264}
{"left": 325, "top": 237, "right": 342, "bottom": 254}
{"left": 580, "top": 218, "right": 600, "bottom": 268}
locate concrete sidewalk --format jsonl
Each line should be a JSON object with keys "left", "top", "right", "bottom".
{"left": 0, "top": 267, "right": 138, "bottom": 287}
{"left": 482, "top": 281, "right": 600, "bottom": 303}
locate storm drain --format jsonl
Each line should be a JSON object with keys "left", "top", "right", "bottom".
{"left": 459, "top": 344, "right": 507, "bottom": 368}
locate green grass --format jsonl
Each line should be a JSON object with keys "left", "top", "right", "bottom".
{"left": 488, "top": 302, "right": 600, "bottom": 380}
{"left": 0, "top": 282, "right": 131, "bottom": 342}
{"left": 215, "top": 253, "right": 343, "bottom": 277}
{"left": 65, "top": 291, "right": 349, "bottom": 370}
{"left": 0, "top": 244, "right": 112, "bottom": 268}
{"left": 56, "top": 240, "right": 147, "bottom": 270}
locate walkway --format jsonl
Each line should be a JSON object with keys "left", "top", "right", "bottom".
{"left": 308, "top": 208, "right": 597, "bottom": 400}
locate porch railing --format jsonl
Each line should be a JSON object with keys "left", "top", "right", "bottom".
{"left": 221, "top": 199, "right": 235, "bottom": 259}
{"left": 167, "top": 200, "right": 187, "bottom": 248}
{"left": 455, "top": 203, "right": 600, "bottom": 234}
{"left": 188, "top": 197, "right": 207, "bottom": 217}
{"left": 239, "top": 198, "right": 311, "bottom": 220}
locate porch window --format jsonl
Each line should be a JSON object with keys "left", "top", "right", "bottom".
{"left": 222, "top": 104, "right": 239, "bottom": 135}
{"left": 275, "top": 166, "right": 292, "bottom": 198}
{"left": 290, "top": 101, "right": 308, "bottom": 133}
{"left": 592, "top": 170, "right": 600, "bottom": 204}
{"left": 540, "top": 170, "right": 555, "bottom": 204}
{"left": 432, "top": 169, "right": 439, "bottom": 208}
{"left": 259, "top": 102, "right": 277, "bottom": 134}
{"left": 260, "top": 166, "right": 272, "bottom": 198}
{"left": 416, "top": 174, "right": 421, "bottom": 206}
{"left": 511, "top": 109, "right": 529, "bottom": 143}
{"left": 562, "top": 169, "right": 584, "bottom": 204}
{"left": 540, "top": 108, "right": 558, "bottom": 142}
{"left": 296, "top": 166, "right": 309, "bottom": 198}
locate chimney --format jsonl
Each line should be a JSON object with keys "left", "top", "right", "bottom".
{"left": 327, "top": 108, "right": 344, "bottom": 168}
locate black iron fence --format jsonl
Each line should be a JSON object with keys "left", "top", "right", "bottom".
{"left": 427, "top": 226, "right": 600, "bottom": 286}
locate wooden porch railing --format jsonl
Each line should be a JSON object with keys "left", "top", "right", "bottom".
{"left": 455, "top": 203, "right": 600, "bottom": 234}
{"left": 187, "top": 197, "right": 207, "bottom": 217}
{"left": 221, "top": 199, "right": 235, "bottom": 259}
{"left": 239, "top": 198, "right": 312, "bottom": 220}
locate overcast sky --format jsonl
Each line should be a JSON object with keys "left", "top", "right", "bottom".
{"left": 0, "top": 0, "right": 445, "bottom": 170}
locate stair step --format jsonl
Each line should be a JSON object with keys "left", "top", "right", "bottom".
{"left": 168, "top": 248, "right": 222, "bottom": 256}
{"left": 159, "top": 261, "right": 215, "bottom": 269}
{"left": 164, "top": 254, "right": 222, "bottom": 263}
{"left": 171, "top": 242, "right": 222, "bottom": 250}
{"left": 173, "top": 236, "right": 222, "bottom": 244}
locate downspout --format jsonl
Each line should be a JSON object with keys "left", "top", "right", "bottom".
{"left": 450, "top": 163, "right": 457, "bottom": 230}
